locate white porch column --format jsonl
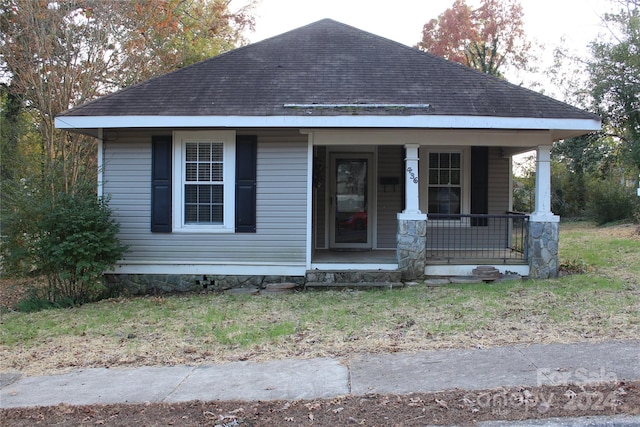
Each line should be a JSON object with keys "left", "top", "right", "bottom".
{"left": 401, "top": 143, "right": 424, "bottom": 218}
{"left": 531, "top": 145, "right": 559, "bottom": 223}
{"left": 397, "top": 144, "right": 426, "bottom": 280}
{"left": 528, "top": 145, "right": 560, "bottom": 279}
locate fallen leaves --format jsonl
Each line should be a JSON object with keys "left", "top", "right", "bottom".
{"left": 1, "top": 381, "right": 639, "bottom": 426}
{"left": 435, "top": 398, "right": 448, "bottom": 408}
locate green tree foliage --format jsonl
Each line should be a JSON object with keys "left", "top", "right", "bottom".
{"left": 417, "top": 0, "right": 531, "bottom": 77}
{"left": 2, "top": 187, "right": 128, "bottom": 307}
{"left": 0, "top": 0, "right": 256, "bottom": 282}
{"left": 588, "top": 0, "right": 640, "bottom": 171}
{"left": 588, "top": 179, "right": 639, "bottom": 225}
{"left": 1, "top": 0, "right": 119, "bottom": 193}
{"left": 0, "top": 85, "right": 40, "bottom": 182}
{"left": 545, "top": 0, "right": 639, "bottom": 223}
{"left": 0, "top": 0, "right": 255, "bottom": 196}
{"left": 551, "top": 133, "right": 618, "bottom": 217}
{"left": 512, "top": 154, "right": 535, "bottom": 213}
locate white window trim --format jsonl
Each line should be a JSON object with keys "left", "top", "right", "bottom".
{"left": 173, "top": 130, "right": 236, "bottom": 233}
{"left": 419, "top": 147, "right": 471, "bottom": 227}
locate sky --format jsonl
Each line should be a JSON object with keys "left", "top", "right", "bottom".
{"left": 243, "top": 0, "right": 614, "bottom": 97}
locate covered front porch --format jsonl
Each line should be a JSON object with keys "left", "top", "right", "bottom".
{"left": 309, "top": 130, "right": 559, "bottom": 280}
{"left": 310, "top": 211, "right": 530, "bottom": 277}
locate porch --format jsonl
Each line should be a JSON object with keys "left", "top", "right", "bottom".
{"left": 311, "top": 137, "right": 560, "bottom": 280}
{"left": 310, "top": 213, "right": 530, "bottom": 276}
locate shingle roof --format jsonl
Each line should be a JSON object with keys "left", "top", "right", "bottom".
{"left": 59, "top": 19, "right": 598, "bottom": 121}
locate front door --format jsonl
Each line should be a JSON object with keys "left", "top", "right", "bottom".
{"left": 330, "top": 153, "right": 373, "bottom": 249}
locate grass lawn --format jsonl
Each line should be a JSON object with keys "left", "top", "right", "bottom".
{"left": 1, "top": 222, "right": 639, "bottom": 376}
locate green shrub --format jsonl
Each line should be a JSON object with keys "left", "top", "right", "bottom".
{"left": 2, "top": 187, "right": 128, "bottom": 309}
{"left": 16, "top": 287, "right": 75, "bottom": 313}
{"left": 588, "top": 181, "right": 639, "bottom": 225}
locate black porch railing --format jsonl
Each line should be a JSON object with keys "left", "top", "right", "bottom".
{"left": 426, "top": 213, "right": 529, "bottom": 264}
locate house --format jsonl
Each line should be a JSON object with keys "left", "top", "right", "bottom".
{"left": 55, "top": 19, "right": 601, "bottom": 290}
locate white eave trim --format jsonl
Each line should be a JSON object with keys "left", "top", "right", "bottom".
{"left": 55, "top": 115, "right": 601, "bottom": 132}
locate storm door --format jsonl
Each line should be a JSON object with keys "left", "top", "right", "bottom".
{"left": 330, "top": 153, "right": 373, "bottom": 249}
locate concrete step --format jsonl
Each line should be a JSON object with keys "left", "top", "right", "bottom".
{"left": 304, "top": 282, "right": 405, "bottom": 291}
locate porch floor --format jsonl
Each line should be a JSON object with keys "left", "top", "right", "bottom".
{"left": 311, "top": 249, "right": 527, "bottom": 265}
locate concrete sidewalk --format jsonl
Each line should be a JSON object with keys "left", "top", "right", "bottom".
{"left": 1, "top": 340, "right": 639, "bottom": 409}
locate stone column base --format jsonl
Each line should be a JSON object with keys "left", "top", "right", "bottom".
{"left": 397, "top": 216, "right": 427, "bottom": 281}
{"left": 528, "top": 221, "right": 559, "bottom": 279}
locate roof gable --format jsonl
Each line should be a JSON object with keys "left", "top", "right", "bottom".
{"left": 58, "top": 19, "right": 599, "bottom": 124}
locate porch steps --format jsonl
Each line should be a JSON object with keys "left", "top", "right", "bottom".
{"left": 304, "top": 270, "right": 403, "bottom": 290}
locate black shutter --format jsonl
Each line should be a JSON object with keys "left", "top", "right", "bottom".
{"left": 151, "top": 136, "right": 172, "bottom": 232}
{"left": 235, "top": 135, "right": 257, "bottom": 233}
{"left": 470, "top": 146, "right": 489, "bottom": 226}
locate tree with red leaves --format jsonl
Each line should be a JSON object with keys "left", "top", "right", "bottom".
{"left": 417, "top": 0, "right": 531, "bottom": 78}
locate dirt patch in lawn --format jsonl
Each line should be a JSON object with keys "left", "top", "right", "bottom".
{"left": 560, "top": 221, "right": 640, "bottom": 238}
{"left": 0, "top": 277, "right": 41, "bottom": 312}
{"left": 592, "top": 223, "right": 640, "bottom": 239}
{"left": 2, "top": 381, "right": 638, "bottom": 426}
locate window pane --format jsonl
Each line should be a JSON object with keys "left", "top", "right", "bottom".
{"left": 198, "top": 164, "right": 210, "bottom": 181}
{"left": 212, "top": 185, "right": 223, "bottom": 202}
{"left": 199, "top": 185, "right": 211, "bottom": 203}
{"left": 429, "top": 169, "right": 439, "bottom": 184}
{"left": 439, "top": 170, "right": 449, "bottom": 184}
{"left": 199, "top": 143, "right": 211, "bottom": 162}
{"left": 185, "top": 185, "right": 198, "bottom": 203}
{"left": 428, "top": 187, "right": 440, "bottom": 213}
{"left": 193, "top": 205, "right": 207, "bottom": 222}
{"left": 440, "top": 153, "right": 450, "bottom": 168}
{"left": 212, "top": 205, "right": 223, "bottom": 223}
{"left": 450, "top": 188, "right": 461, "bottom": 214}
{"left": 451, "top": 170, "right": 460, "bottom": 185}
{"left": 211, "top": 143, "right": 223, "bottom": 161}
{"left": 186, "top": 143, "right": 198, "bottom": 161}
{"left": 451, "top": 153, "right": 461, "bottom": 168}
{"left": 185, "top": 164, "right": 197, "bottom": 181}
{"left": 211, "top": 164, "right": 223, "bottom": 182}
{"left": 429, "top": 153, "right": 438, "bottom": 168}
{"left": 185, "top": 205, "right": 198, "bottom": 222}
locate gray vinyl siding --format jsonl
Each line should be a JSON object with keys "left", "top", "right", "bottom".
{"left": 103, "top": 130, "right": 308, "bottom": 265}
{"left": 376, "top": 146, "right": 403, "bottom": 249}
{"left": 488, "top": 147, "right": 510, "bottom": 214}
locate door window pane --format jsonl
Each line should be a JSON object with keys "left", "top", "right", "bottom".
{"left": 335, "top": 158, "right": 368, "bottom": 244}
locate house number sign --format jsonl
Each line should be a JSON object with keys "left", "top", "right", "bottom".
{"left": 406, "top": 167, "right": 418, "bottom": 184}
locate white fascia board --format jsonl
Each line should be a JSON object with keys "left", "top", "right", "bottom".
{"left": 55, "top": 115, "right": 601, "bottom": 132}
